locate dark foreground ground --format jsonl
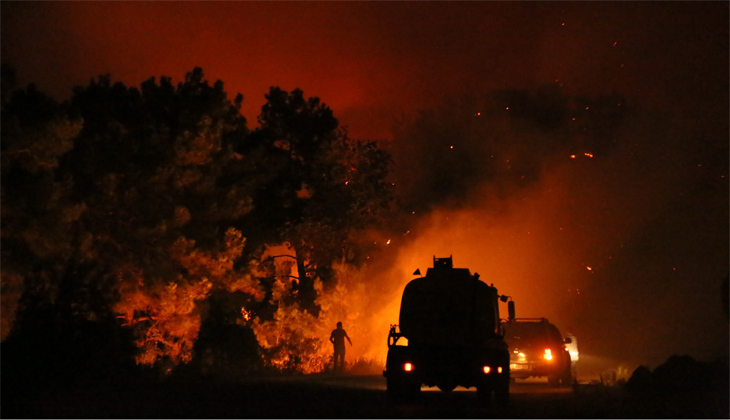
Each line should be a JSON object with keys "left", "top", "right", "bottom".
{"left": 3, "top": 374, "right": 728, "bottom": 418}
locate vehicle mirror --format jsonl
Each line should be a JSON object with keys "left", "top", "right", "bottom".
{"left": 564, "top": 337, "right": 572, "bottom": 344}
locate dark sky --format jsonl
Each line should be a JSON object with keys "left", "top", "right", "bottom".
{"left": 5, "top": 2, "right": 725, "bottom": 139}
{"left": 3, "top": 2, "right": 728, "bottom": 373}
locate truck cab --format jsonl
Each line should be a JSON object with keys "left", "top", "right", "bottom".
{"left": 383, "top": 257, "right": 511, "bottom": 405}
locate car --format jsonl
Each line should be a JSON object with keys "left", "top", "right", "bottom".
{"left": 501, "top": 318, "right": 573, "bottom": 386}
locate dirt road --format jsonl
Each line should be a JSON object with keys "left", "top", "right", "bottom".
{"left": 4, "top": 373, "right": 726, "bottom": 418}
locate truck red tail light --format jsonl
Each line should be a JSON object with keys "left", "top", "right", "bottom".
{"left": 403, "top": 362, "right": 413, "bottom": 372}
{"left": 483, "top": 366, "right": 491, "bottom": 374}
{"left": 498, "top": 366, "right": 503, "bottom": 374}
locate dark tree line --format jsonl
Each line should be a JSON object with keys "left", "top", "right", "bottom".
{"left": 1, "top": 65, "right": 393, "bottom": 376}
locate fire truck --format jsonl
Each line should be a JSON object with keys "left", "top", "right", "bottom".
{"left": 383, "top": 256, "right": 512, "bottom": 406}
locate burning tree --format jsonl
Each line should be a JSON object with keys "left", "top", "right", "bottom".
{"left": 2, "top": 68, "right": 264, "bottom": 366}
{"left": 115, "top": 228, "right": 263, "bottom": 366}
{"left": 249, "top": 257, "right": 373, "bottom": 374}
{"left": 56, "top": 68, "right": 268, "bottom": 368}
{"left": 240, "top": 87, "right": 394, "bottom": 314}
{"left": 2, "top": 67, "right": 395, "bottom": 375}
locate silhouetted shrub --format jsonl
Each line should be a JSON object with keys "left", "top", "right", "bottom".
{"left": 652, "top": 355, "right": 714, "bottom": 393}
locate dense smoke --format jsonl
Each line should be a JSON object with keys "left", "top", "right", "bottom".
{"left": 350, "top": 88, "right": 728, "bottom": 375}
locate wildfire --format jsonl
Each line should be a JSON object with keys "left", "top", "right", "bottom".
{"left": 249, "top": 256, "right": 385, "bottom": 374}
{"left": 386, "top": 239, "right": 391, "bottom": 245}
{"left": 584, "top": 152, "right": 594, "bottom": 158}
{"left": 241, "top": 307, "right": 252, "bottom": 321}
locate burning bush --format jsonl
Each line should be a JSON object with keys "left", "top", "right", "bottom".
{"left": 250, "top": 259, "right": 378, "bottom": 374}
{"left": 115, "top": 228, "right": 264, "bottom": 367}
{"left": 251, "top": 298, "right": 329, "bottom": 374}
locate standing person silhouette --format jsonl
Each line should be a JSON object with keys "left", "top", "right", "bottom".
{"left": 329, "top": 321, "right": 352, "bottom": 372}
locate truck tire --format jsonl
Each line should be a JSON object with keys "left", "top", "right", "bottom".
{"left": 560, "top": 366, "right": 572, "bottom": 386}
{"left": 548, "top": 373, "right": 560, "bottom": 387}
{"left": 494, "top": 381, "right": 509, "bottom": 408}
{"left": 386, "top": 376, "right": 404, "bottom": 400}
{"left": 387, "top": 376, "right": 420, "bottom": 402}
{"left": 477, "top": 384, "right": 492, "bottom": 406}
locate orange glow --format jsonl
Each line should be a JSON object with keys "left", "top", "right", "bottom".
{"left": 240, "top": 307, "right": 252, "bottom": 321}
{"left": 483, "top": 366, "right": 491, "bottom": 374}
{"left": 570, "top": 155, "right": 576, "bottom": 159}
{"left": 249, "top": 152, "right": 679, "bottom": 371}
{"left": 505, "top": 107, "right": 509, "bottom": 110}
{"left": 584, "top": 152, "right": 594, "bottom": 158}
{"left": 586, "top": 266, "right": 592, "bottom": 270}
{"left": 386, "top": 239, "right": 391, "bottom": 245}
{"left": 544, "top": 349, "right": 552, "bottom": 360}
{"left": 404, "top": 362, "right": 413, "bottom": 372}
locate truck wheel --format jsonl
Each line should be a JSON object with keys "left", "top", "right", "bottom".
{"left": 407, "top": 382, "right": 421, "bottom": 400}
{"left": 560, "top": 366, "right": 572, "bottom": 386}
{"left": 386, "top": 376, "right": 404, "bottom": 400}
{"left": 477, "top": 384, "right": 492, "bottom": 406}
{"left": 494, "top": 381, "right": 509, "bottom": 408}
{"left": 387, "top": 377, "right": 420, "bottom": 402}
{"left": 548, "top": 373, "right": 560, "bottom": 387}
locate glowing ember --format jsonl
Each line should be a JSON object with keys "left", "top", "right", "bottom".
{"left": 241, "top": 307, "right": 252, "bottom": 321}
